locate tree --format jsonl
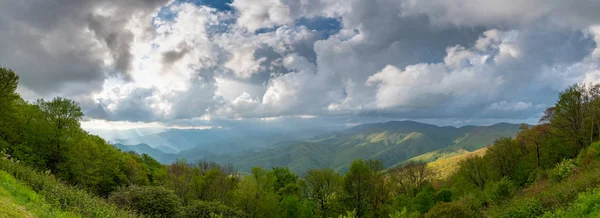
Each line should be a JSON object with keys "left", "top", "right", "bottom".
{"left": 234, "top": 167, "right": 279, "bottom": 218}
{"left": 0, "top": 67, "right": 20, "bottom": 145}
{"left": 456, "top": 156, "right": 489, "bottom": 190}
{"left": 0, "top": 67, "right": 19, "bottom": 111}
{"left": 272, "top": 167, "right": 299, "bottom": 196}
{"left": 60, "top": 134, "right": 128, "bottom": 195}
{"left": 342, "top": 159, "right": 388, "bottom": 218}
{"left": 390, "top": 162, "right": 434, "bottom": 196}
{"left": 486, "top": 138, "right": 521, "bottom": 179}
{"left": 516, "top": 124, "right": 554, "bottom": 168}
{"left": 551, "top": 85, "right": 588, "bottom": 150}
{"left": 586, "top": 84, "right": 600, "bottom": 142}
{"left": 37, "top": 97, "right": 84, "bottom": 172}
{"left": 165, "top": 159, "right": 195, "bottom": 203}
{"left": 302, "top": 168, "right": 342, "bottom": 217}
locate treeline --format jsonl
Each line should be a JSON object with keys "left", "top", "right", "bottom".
{"left": 2, "top": 65, "right": 600, "bottom": 217}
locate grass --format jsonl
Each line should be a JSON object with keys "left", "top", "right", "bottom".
{"left": 0, "top": 156, "right": 138, "bottom": 218}
{"left": 0, "top": 170, "right": 77, "bottom": 218}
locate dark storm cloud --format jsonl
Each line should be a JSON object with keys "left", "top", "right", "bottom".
{"left": 0, "top": 0, "right": 170, "bottom": 96}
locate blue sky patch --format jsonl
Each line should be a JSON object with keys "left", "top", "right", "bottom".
{"left": 296, "top": 17, "right": 342, "bottom": 32}
{"left": 174, "top": 0, "right": 233, "bottom": 11}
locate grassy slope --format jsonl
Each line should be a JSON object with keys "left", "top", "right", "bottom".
{"left": 398, "top": 123, "right": 520, "bottom": 169}
{"left": 426, "top": 147, "right": 488, "bottom": 179}
{"left": 484, "top": 159, "right": 600, "bottom": 217}
{"left": 0, "top": 170, "right": 77, "bottom": 218}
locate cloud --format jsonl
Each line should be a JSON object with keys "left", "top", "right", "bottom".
{"left": 400, "top": 0, "right": 600, "bottom": 28}
{"left": 0, "top": 0, "right": 170, "bottom": 97}
{"left": 486, "top": 101, "right": 533, "bottom": 112}
{"left": 4, "top": 0, "right": 600, "bottom": 129}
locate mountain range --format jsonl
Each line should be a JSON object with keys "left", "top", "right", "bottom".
{"left": 113, "top": 121, "right": 522, "bottom": 173}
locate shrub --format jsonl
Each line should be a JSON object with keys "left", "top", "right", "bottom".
{"left": 181, "top": 201, "right": 245, "bottom": 218}
{"left": 435, "top": 189, "right": 453, "bottom": 203}
{"left": 484, "top": 178, "right": 515, "bottom": 205}
{"left": 0, "top": 156, "right": 136, "bottom": 217}
{"left": 487, "top": 197, "right": 543, "bottom": 218}
{"left": 527, "top": 168, "right": 546, "bottom": 184}
{"left": 456, "top": 192, "right": 486, "bottom": 212}
{"left": 109, "top": 185, "right": 181, "bottom": 217}
{"left": 389, "top": 207, "right": 420, "bottom": 218}
{"left": 338, "top": 210, "right": 357, "bottom": 218}
{"left": 409, "top": 188, "right": 435, "bottom": 214}
{"left": 541, "top": 187, "right": 600, "bottom": 217}
{"left": 425, "top": 201, "right": 477, "bottom": 218}
{"left": 279, "top": 195, "right": 315, "bottom": 218}
{"left": 577, "top": 142, "right": 600, "bottom": 166}
{"left": 549, "top": 159, "right": 575, "bottom": 183}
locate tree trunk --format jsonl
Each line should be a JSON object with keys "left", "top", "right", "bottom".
{"left": 536, "top": 142, "right": 541, "bottom": 168}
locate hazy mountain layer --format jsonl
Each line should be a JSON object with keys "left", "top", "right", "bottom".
{"left": 216, "top": 121, "right": 521, "bottom": 173}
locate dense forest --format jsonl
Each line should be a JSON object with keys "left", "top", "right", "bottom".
{"left": 2, "top": 66, "right": 600, "bottom": 217}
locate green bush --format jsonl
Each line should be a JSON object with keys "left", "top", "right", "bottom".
{"left": 435, "top": 189, "right": 453, "bottom": 203}
{"left": 181, "top": 201, "right": 245, "bottom": 218}
{"left": 389, "top": 207, "right": 420, "bottom": 218}
{"left": 279, "top": 195, "right": 315, "bottom": 218}
{"left": 462, "top": 193, "right": 486, "bottom": 210}
{"left": 0, "top": 156, "right": 137, "bottom": 217}
{"left": 487, "top": 197, "right": 543, "bottom": 218}
{"left": 425, "top": 201, "right": 477, "bottom": 218}
{"left": 577, "top": 142, "right": 600, "bottom": 166}
{"left": 484, "top": 178, "right": 515, "bottom": 204}
{"left": 409, "top": 188, "right": 435, "bottom": 214}
{"left": 541, "top": 187, "right": 600, "bottom": 218}
{"left": 109, "top": 185, "right": 181, "bottom": 217}
{"left": 549, "top": 159, "right": 576, "bottom": 183}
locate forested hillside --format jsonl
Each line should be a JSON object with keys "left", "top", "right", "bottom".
{"left": 219, "top": 121, "right": 520, "bottom": 173}
{"left": 2, "top": 66, "right": 600, "bottom": 218}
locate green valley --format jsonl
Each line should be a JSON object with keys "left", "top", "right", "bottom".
{"left": 217, "top": 121, "right": 520, "bottom": 173}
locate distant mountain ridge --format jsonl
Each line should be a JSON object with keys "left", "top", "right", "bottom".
{"left": 113, "top": 129, "right": 325, "bottom": 164}
{"left": 114, "top": 121, "right": 523, "bottom": 174}
{"left": 215, "top": 121, "right": 522, "bottom": 173}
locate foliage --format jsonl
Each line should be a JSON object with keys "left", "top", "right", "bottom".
{"left": 408, "top": 187, "right": 435, "bottom": 214}
{"left": 0, "top": 155, "right": 137, "bottom": 217}
{"left": 390, "top": 161, "right": 433, "bottom": 196}
{"left": 577, "top": 142, "right": 600, "bottom": 166}
{"left": 181, "top": 200, "right": 245, "bottom": 218}
{"left": 548, "top": 159, "right": 576, "bottom": 183}
{"left": 542, "top": 187, "right": 600, "bottom": 217}
{"left": 434, "top": 189, "right": 453, "bottom": 203}
{"left": 486, "top": 138, "right": 522, "bottom": 180}
{"left": 279, "top": 195, "right": 315, "bottom": 218}
{"left": 233, "top": 167, "right": 280, "bottom": 218}
{"left": 0, "top": 170, "right": 77, "bottom": 217}
{"left": 389, "top": 207, "right": 420, "bottom": 218}
{"left": 455, "top": 156, "right": 489, "bottom": 190}
{"left": 301, "top": 168, "right": 343, "bottom": 217}
{"left": 342, "top": 159, "right": 390, "bottom": 217}
{"left": 484, "top": 178, "right": 515, "bottom": 205}
{"left": 487, "top": 197, "right": 543, "bottom": 218}
{"left": 425, "top": 201, "right": 477, "bottom": 218}
{"left": 109, "top": 185, "right": 181, "bottom": 217}
{"left": 338, "top": 210, "right": 357, "bottom": 218}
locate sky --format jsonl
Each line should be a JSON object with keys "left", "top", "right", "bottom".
{"left": 2, "top": 0, "right": 600, "bottom": 134}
